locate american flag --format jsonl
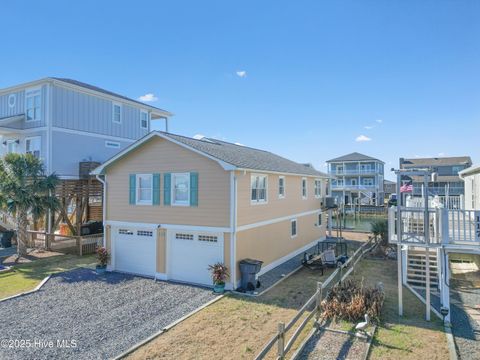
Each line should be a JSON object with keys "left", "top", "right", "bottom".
{"left": 400, "top": 181, "right": 413, "bottom": 193}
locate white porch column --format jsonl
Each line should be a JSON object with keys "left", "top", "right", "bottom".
{"left": 441, "top": 249, "right": 451, "bottom": 325}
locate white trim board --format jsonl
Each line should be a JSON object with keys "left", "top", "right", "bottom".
{"left": 236, "top": 209, "right": 320, "bottom": 232}
{"left": 105, "top": 220, "right": 230, "bottom": 233}
{"left": 51, "top": 126, "right": 136, "bottom": 143}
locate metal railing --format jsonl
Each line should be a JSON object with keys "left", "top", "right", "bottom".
{"left": 254, "top": 238, "right": 376, "bottom": 360}
{"left": 331, "top": 184, "right": 377, "bottom": 190}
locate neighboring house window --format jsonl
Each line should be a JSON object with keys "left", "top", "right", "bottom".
{"left": 363, "top": 178, "right": 374, "bottom": 186}
{"left": 8, "top": 94, "right": 16, "bottom": 108}
{"left": 336, "top": 165, "right": 344, "bottom": 174}
{"left": 105, "top": 141, "right": 120, "bottom": 149}
{"left": 172, "top": 173, "right": 190, "bottom": 206}
{"left": 318, "top": 212, "right": 322, "bottom": 227}
{"left": 140, "top": 111, "right": 149, "bottom": 129}
{"left": 278, "top": 176, "right": 285, "bottom": 198}
{"left": 360, "top": 164, "right": 371, "bottom": 172}
{"left": 25, "top": 136, "right": 41, "bottom": 158}
{"left": 6, "top": 140, "right": 17, "bottom": 154}
{"left": 25, "top": 88, "right": 41, "bottom": 121}
{"left": 351, "top": 179, "right": 357, "bottom": 186}
{"left": 302, "top": 178, "right": 307, "bottom": 199}
{"left": 452, "top": 166, "right": 463, "bottom": 174}
{"left": 112, "top": 103, "right": 122, "bottom": 123}
{"left": 314, "top": 179, "right": 322, "bottom": 198}
{"left": 291, "top": 219, "right": 297, "bottom": 238}
{"left": 251, "top": 174, "right": 267, "bottom": 203}
{"left": 136, "top": 174, "right": 153, "bottom": 205}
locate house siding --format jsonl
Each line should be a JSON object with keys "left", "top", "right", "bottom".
{"left": 104, "top": 137, "right": 231, "bottom": 227}
{"left": 50, "top": 130, "right": 133, "bottom": 178}
{"left": 0, "top": 84, "right": 47, "bottom": 129}
{"left": 235, "top": 212, "right": 325, "bottom": 272}
{"left": 235, "top": 171, "right": 324, "bottom": 226}
{"left": 51, "top": 84, "right": 149, "bottom": 140}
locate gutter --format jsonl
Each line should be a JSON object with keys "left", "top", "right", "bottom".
{"left": 96, "top": 174, "right": 107, "bottom": 247}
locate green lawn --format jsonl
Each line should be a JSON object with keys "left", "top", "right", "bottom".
{"left": 0, "top": 254, "right": 96, "bottom": 300}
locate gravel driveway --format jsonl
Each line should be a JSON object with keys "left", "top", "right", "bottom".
{"left": 0, "top": 268, "right": 218, "bottom": 360}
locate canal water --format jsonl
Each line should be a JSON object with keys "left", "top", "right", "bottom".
{"left": 333, "top": 214, "right": 387, "bottom": 232}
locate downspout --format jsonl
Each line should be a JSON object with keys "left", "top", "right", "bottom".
{"left": 230, "top": 171, "right": 237, "bottom": 290}
{"left": 96, "top": 174, "right": 107, "bottom": 247}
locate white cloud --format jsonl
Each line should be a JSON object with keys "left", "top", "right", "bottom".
{"left": 236, "top": 70, "right": 247, "bottom": 78}
{"left": 355, "top": 135, "right": 372, "bottom": 142}
{"left": 193, "top": 134, "right": 206, "bottom": 140}
{"left": 364, "top": 125, "right": 374, "bottom": 130}
{"left": 375, "top": 119, "right": 383, "bottom": 123}
{"left": 137, "top": 93, "right": 158, "bottom": 102}
{"left": 438, "top": 152, "right": 445, "bottom": 157}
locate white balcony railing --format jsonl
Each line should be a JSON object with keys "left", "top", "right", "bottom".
{"left": 388, "top": 207, "right": 480, "bottom": 247}
{"left": 331, "top": 184, "right": 377, "bottom": 190}
{"left": 329, "top": 169, "right": 378, "bottom": 176}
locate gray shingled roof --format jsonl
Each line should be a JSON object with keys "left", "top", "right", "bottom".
{"left": 160, "top": 132, "right": 328, "bottom": 177}
{"left": 50, "top": 78, "right": 170, "bottom": 114}
{"left": 400, "top": 156, "right": 472, "bottom": 167}
{"left": 327, "top": 152, "right": 383, "bottom": 163}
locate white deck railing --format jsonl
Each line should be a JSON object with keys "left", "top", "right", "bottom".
{"left": 388, "top": 207, "right": 480, "bottom": 247}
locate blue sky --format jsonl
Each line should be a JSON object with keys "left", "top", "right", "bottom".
{"left": 1, "top": 1, "right": 479, "bottom": 180}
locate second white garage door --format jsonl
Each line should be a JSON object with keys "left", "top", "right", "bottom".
{"left": 168, "top": 230, "right": 224, "bottom": 286}
{"left": 114, "top": 227, "right": 156, "bottom": 278}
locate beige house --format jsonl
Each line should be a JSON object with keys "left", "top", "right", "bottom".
{"left": 92, "top": 131, "right": 329, "bottom": 289}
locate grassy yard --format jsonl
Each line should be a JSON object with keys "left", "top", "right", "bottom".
{"left": 351, "top": 259, "right": 449, "bottom": 360}
{"left": 0, "top": 254, "right": 96, "bottom": 300}
{"left": 128, "top": 265, "right": 334, "bottom": 360}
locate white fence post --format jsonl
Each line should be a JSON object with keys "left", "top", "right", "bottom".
{"left": 315, "top": 282, "right": 323, "bottom": 322}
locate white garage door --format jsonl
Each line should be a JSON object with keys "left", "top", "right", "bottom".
{"left": 168, "top": 230, "right": 224, "bottom": 286}
{"left": 114, "top": 227, "right": 156, "bottom": 277}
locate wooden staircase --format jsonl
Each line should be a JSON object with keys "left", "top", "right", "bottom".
{"left": 407, "top": 249, "right": 439, "bottom": 289}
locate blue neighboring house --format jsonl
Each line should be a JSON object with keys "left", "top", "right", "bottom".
{"left": 327, "top": 152, "right": 385, "bottom": 206}
{"left": 0, "top": 78, "right": 172, "bottom": 179}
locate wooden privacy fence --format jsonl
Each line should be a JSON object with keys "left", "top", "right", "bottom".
{"left": 27, "top": 231, "right": 103, "bottom": 256}
{"left": 254, "top": 238, "right": 377, "bottom": 360}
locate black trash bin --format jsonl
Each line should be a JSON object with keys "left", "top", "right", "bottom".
{"left": 239, "top": 258, "right": 263, "bottom": 292}
{"left": 0, "top": 231, "right": 14, "bottom": 248}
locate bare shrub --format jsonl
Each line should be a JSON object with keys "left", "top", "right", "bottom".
{"left": 321, "top": 278, "right": 385, "bottom": 322}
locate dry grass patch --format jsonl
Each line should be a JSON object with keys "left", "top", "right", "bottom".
{"left": 351, "top": 259, "right": 449, "bottom": 360}
{"left": 127, "top": 265, "right": 337, "bottom": 360}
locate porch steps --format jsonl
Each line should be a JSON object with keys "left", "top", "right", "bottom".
{"left": 407, "top": 250, "right": 439, "bottom": 289}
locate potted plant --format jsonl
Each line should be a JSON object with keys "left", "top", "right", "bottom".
{"left": 96, "top": 246, "right": 110, "bottom": 275}
{"left": 208, "top": 262, "right": 229, "bottom": 294}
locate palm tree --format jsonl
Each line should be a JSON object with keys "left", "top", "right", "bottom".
{"left": 0, "top": 153, "right": 59, "bottom": 258}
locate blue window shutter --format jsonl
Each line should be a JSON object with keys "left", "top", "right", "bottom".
{"left": 129, "top": 174, "right": 136, "bottom": 205}
{"left": 153, "top": 173, "right": 161, "bottom": 205}
{"left": 190, "top": 172, "right": 199, "bottom": 207}
{"left": 164, "top": 173, "right": 171, "bottom": 206}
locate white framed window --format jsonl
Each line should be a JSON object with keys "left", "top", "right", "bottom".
{"left": 317, "top": 212, "right": 322, "bottom": 227}
{"left": 172, "top": 172, "right": 190, "bottom": 206}
{"left": 25, "top": 136, "right": 41, "bottom": 158}
{"left": 302, "top": 178, "right": 307, "bottom": 199}
{"left": 176, "top": 233, "right": 194, "bottom": 240}
{"left": 291, "top": 219, "right": 297, "bottom": 238}
{"left": 278, "top": 176, "right": 285, "bottom": 198}
{"left": 25, "top": 88, "right": 41, "bottom": 121}
{"left": 363, "top": 178, "right": 374, "bottom": 186}
{"left": 351, "top": 179, "right": 357, "bottom": 186}
{"left": 314, "top": 179, "right": 322, "bottom": 198}
{"left": 8, "top": 94, "right": 16, "bottom": 108}
{"left": 336, "top": 179, "right": 344, "bottom": 186}
{"left": 119, "top": 229, "right": 134, "bottom": 235}
{"left": 6, "top": 139, "right": 18, "bottom": 154}
{"left": 112, "top": 103, "right": 122, "bottom": 123}
{"left": 336, "top": 165, "right": 344, "bottom": 174}
{"left": 251, "top": 174, "right": 267, "bottom": 204}
{"left": 105, "top": 141, "right": 120, "bottom": 149}
{"left": 140, "top": 111, "right": 149, "bottom": 129}
{"left": 136, "top": 174, "right": 153, "bottom": 205}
